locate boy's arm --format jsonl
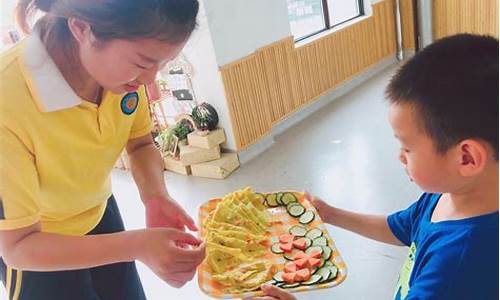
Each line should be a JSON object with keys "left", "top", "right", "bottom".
{"left": 309, "top": 194, "right": 404, "bottom": 246}
{"left": 327, "top": 207, "right": 403, "bottom": 246}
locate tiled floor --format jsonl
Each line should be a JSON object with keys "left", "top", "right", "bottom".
{"left": 1, "top": 64, "right": 423, "bottom": 300}
{"left": 112, "top": 64, "right": 422, "bottom": 300}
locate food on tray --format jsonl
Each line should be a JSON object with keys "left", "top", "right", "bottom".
{"left": 262, "top": 191, "right": 339, "bottom": 289}
{"left": 203, "top": 187, "right": 273, "bottom": 292}
{"left": 212, "top": 259, "right": 273, "bottom": 294}
{"left": 200, "top": 189, "right": 344, "bottom": 297}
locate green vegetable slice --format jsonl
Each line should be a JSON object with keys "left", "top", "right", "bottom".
{"left": 299, "top": 210, "right": 315, "bottom": 224}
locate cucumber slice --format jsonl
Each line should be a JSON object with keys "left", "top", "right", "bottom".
{"left": 327, "top": 266, "right": 338, "bottom": 280}
{"left": 255, "top": 193, "right": 266, "bottom": 205}
{"left": 271, "top": 243, "right": 284, "bottom": 254}
{"left": 321, "top": 246, "right": 333, "bottom": 260}
{"left": 282, "top": 282, "right": 301, "bottom": 289}
{"left": 273, "top": 271, "right": 285, "bottom": 282}
{"left": 276, "top": 282, "right": 286, "bottom": 288}
{"left": 286, "top": 202, "right": 302, "bottom": 211}
{"left": 324, "top": 260, "right": 334, "bottom": 268}
{"left": 277, "top": 192, "right": 284, "bottom": 205}
{"left": 299, "top": 210, "right": 315, "bottom": 224}
{"left": 287, "top": 204, "right": 305, "bottom": 217}
{"left": 266, "top": 194, "right": 278, "bottom": 207}
{"left": 302, "top": 274, "right": 322, "bottom": 285}
{"left": 310, "top": 267, "right": 318, "bottom": 275}
{"left": 313, "top": 236, "right": 328, "bottom": 247}
{"left": 282, "top": 193, "right": 298, "bottom": 205}
{"left": 319, "top": 258, "right": 326, "bottom": 268}
{"left": 289, "top": 225, "right": 308, "bottom": 237}
{"left": 317, "top": 267, "right": 331, "bottom": 282}
{"left": 284, "top": 249, "right": 303, "bottom": 261}
{"left": 305, "top": 246, "right": 324, "bottom": 255}
{"left": 305, "top": 228, "right": 323, "bottom": 240}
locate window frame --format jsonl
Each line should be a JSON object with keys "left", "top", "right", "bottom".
{"left": 291, "top": 0, "right": 365, "bottom": 42}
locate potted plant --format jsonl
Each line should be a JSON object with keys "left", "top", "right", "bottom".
{"left": 171, "top": 122, "right": 192, "bottom": 145}
{"left": 155, "top": 128, "right": 179, "bottom": 157}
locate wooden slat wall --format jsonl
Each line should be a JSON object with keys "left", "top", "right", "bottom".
{"left": 220, "top": 0, "right": 397, "bottom": 150}
{"left": 400, "top": 0, "right": 416, "bottom": 50}
{"left": 433, "top": 0, "right": 499, "bottom": 39}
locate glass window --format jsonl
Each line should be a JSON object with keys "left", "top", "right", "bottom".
{"left": 287, "top": 0, "right": 326, "bottom": 40}
{"left": 286, "top": 0, "right": 364, "bottom": 41}
{"left": 327, "top": 0, "right": 361, "bottom": 26}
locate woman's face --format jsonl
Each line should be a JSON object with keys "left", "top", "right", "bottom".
{"left": 78, "top": 36, "right": 186, "bottom": 94}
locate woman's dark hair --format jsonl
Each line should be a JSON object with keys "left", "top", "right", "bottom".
{"left": 386, "top": 34, "right": 499, "bottom": 160}
{"left": 16, "top": 0, "right": 199, "bottom": 45}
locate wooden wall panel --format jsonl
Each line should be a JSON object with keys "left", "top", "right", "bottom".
{"left": 433, "top": 0, "right": 499, "bottom": 39}
{"left": 400, "top": 0, "right": 416, "bottom": 50}
{"left": 220, "top": 0, "right": 398, "bottom": 150}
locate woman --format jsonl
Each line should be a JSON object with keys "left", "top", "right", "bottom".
{"left": 0, "top": 0, "right": 205, "bottom": 299}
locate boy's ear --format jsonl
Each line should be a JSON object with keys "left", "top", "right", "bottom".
{"left": 67, "top": 18, "right": 92, "bottom": 46}
{"left": 456, "top": 139, "right": 487, "bottom": 176}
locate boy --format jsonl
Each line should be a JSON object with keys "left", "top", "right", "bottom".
{"left": 247, "top": 34, "right": 499, "bottom": 300}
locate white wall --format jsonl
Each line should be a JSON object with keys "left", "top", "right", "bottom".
{"left": 202, "top": 0, "right": 375, "bottom": 67}
{"left": 182, "top": 0, "right": 238, "bottom": 150}
{"left": 183, "top": 0, "right": 292, "bottom": 150}
{"left": 184, "top": 0, "right": 376, "bottom": 151}
{"left": 202, "top": 0, "right": 292, "bottom": 66}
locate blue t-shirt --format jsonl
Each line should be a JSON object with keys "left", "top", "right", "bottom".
{"left": 388, "top": 193, "right": 499, "bottom": 300}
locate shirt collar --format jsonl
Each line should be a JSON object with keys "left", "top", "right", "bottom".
{"left": 20, "top": 28, "right": 82, "bottom": 112}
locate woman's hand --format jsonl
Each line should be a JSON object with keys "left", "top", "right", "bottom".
{"left": 145, "top": 195, "right": 198, "bottom": 232}
{"left": 243, "top": 284, "right": 297, "bottom": 300}
{"left": 137, "top": 227, "right": 205, "bottom": 288}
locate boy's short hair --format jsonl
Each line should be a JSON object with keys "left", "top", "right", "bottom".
{"left": 386, "top": 34, "right": 499, "bottom": 160}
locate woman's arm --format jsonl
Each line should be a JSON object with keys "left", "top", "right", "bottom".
{"left": 127, "top": 134, "right": 167, "bottom": 202}
{"left": 126, "top": 134, "right": 197, "bottom": 231}
{"left": 0, "top": 222, "right": 205, "bottom": 287}
{"left": 0, "top": 222, "right": 142, "bottom": 271}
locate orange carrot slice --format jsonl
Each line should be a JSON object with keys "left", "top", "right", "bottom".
{"left": 282, "top": 272, "right": 296, "bottom": 284}
{"left": 284, "top": 262, "right": 297, "bottom": 273}
{"left": 308, "top": 250, "right": 322, "bottom": 259}
{"left": 292, "top": 238, "right": 307, "bottom": 250}
{"left": 279, "top": 234, "right": 295, "bottom": 244}
{"left": 295, "top": 268, "right": 311, "bottom": 282}
{"left": 295, "top": 257, "right": 309, "bottom": 269}
{"left": 293, "top": 251, "right": 307, "bottom": 260}
{"left": 309, "top": 258, "right": 322, "bottom": 268}
{"left": 279, "top": 242, "right": 294, "bottom": 253}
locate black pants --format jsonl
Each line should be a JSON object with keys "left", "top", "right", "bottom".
{"left": 0, "top": 196, "right": 147, "bottom": 300}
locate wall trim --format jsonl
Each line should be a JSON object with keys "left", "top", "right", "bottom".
{"left": 238, "top": 54, "right": 399, "bottom": 164}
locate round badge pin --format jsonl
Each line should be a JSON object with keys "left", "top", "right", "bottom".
{"left": 121, "top": 92, "right": 139, "bottom": 115}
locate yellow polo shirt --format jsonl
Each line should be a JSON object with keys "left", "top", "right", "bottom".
{"left": 0, "top": 33, "right": 152, "bottom": 236}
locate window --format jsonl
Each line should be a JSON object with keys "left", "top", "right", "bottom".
{"left": 286, "top": 0, "right": 364, "bottom": 41}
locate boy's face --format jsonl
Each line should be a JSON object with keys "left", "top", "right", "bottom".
{"left": 388, "top": 103, "right": 457, "bottom": 193}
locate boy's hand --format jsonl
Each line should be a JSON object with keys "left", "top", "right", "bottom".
{"left": 243, "top": 284, "right": 297, "bottom": 300}
{"left": 137, "top": 228, "right": 205, "bottom": 288}
{"left": 305, "top": 191, "right": 335, "bottom": 224}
